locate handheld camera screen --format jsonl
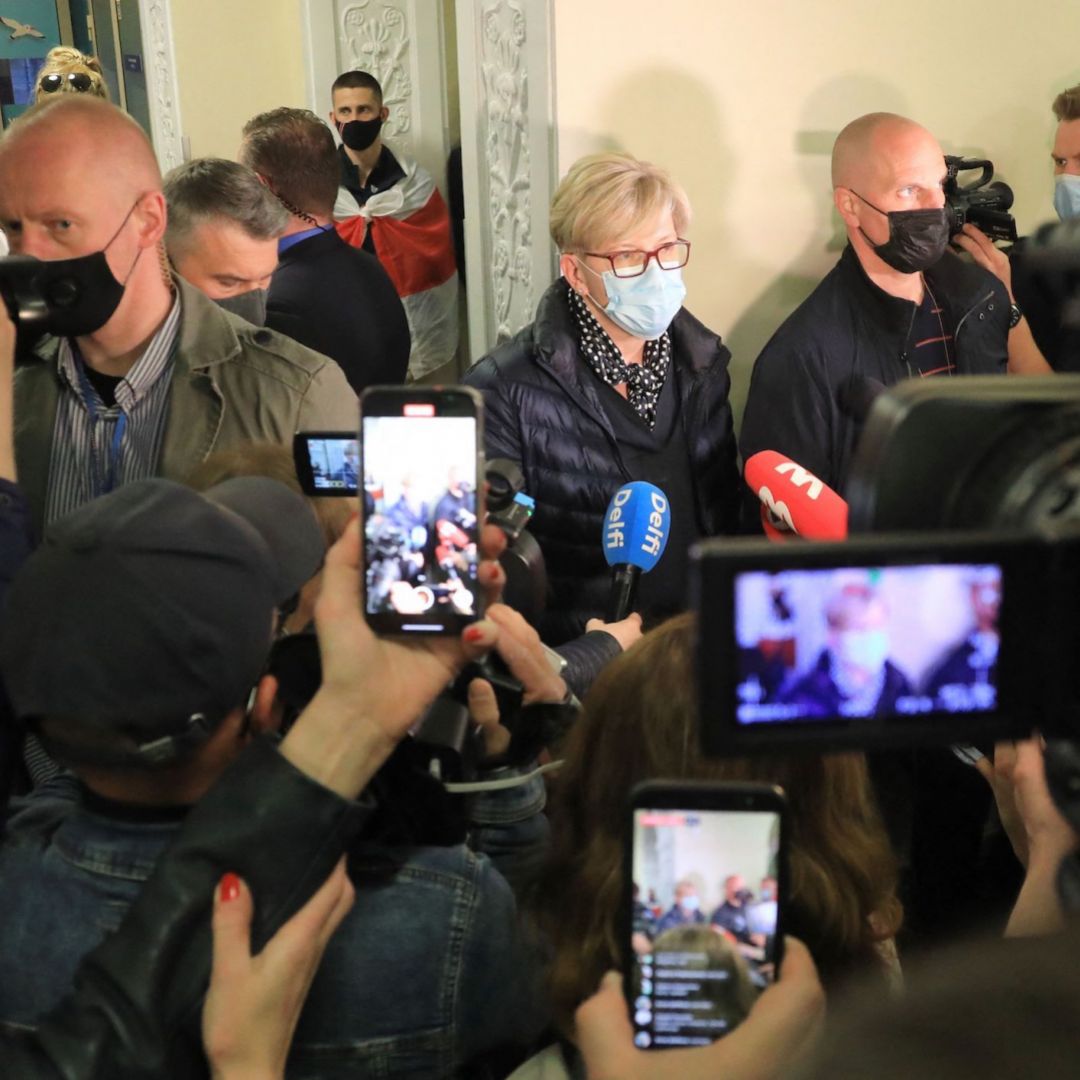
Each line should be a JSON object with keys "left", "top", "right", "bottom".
{"left": 361, "top": 412, "right": 479, "bottom": 627}
{"left": 734, "top": 564, "right": 1001, "bottom": 726}
{"left": 303, "top": 437, "right": 359, "bottom": 493}
{"left": 630, "top": 807, "right": 780, "bottom": 1049}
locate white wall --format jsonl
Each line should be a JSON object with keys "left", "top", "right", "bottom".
{"left": 553, "top": 0, "right": 1080, "bottom": 424}
{"left": 170, "top": 0, "right": 307, "bottom": 160}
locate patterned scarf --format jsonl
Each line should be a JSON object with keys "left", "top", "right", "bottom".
{"left": 568, "top": 287, "right": 672, "bottom": 429}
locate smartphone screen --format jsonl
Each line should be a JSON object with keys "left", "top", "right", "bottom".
{"left": 360, "top": 388, "right": 482, "bottom": 634}
{"left": 628, "top": 797, "right": 783, "bottom": 1049}
{"left": 295, "top": 435, "right": 359, "bottom": 495}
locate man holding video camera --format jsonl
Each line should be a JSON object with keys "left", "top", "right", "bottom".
{"left": 741, "top": 113, "right": 1046, "bottom": 498}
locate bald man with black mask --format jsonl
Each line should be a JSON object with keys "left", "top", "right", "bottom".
{"left": 740, "top": 112, "right": 1030, "bottom": 502}
{"left": 0, "top": 96, "right": 357, "bottom": 536}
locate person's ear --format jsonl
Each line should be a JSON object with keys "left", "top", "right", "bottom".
{"left": 834, "top": 186, "right": 860, "bottom": 228}
{"left": 379, "top": 105, "right": 389, "bottom": 123}
{"left": 560, "top": 252, "right": 588, "bottom": 296}
{"left": 250, "top": 673, "right": 282, "bottom": 735}
{"left": 134, "top": 191, "right": 167, "bottom": 248}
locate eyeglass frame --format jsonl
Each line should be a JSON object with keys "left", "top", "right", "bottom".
{"left": 578, "top": 238, "right": 692, "bottom": 279}
{"left": 38, "top": 72, "right": 94, "bottom": 94}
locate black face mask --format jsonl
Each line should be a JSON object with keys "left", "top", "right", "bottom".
{"left": 852, "top": 191, "right": 950, "bottom": 274}
{"left": 338, "top": 117, "right": 383, "bottom": 152}
{"left": 0, "top": 201, "right": 140, "bottom": 337}
{"left": 214, "top": 288, "right": 268, "bottom": 326}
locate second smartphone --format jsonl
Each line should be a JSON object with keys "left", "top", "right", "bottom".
{"left": 360, "top": 385, "right": 484, "bottom": 634}
{"left": 624, "top": 781, "right": 788, "bottom": 1050}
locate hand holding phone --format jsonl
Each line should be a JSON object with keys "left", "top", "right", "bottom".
{"left": 360, "top": 386, "right": 484, "bottom": 635}
{"left": 624, "top": 781, "right": 788, "bottom": 1050}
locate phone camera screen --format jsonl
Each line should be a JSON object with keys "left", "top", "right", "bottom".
{"left": 305, "top": 437, "right": 359, "bottom": 492}
{"left": 733, "top": 564, "right": 1002, "bottom": 725}
{"left": 630, "top": 807, "right": 781, "bottom": 1048}
{"left": 362, "top": 413, "right": 479, "bottom": 628}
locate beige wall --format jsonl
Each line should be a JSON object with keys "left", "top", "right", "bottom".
{"left": 170, "top": 0, "right": 307, "bottom": 161}
{"left": 553, "top": 0, "right": 1080, "bottom": 424}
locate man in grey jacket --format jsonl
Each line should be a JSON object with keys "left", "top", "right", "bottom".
{"left": 0, "top": 94, "right": 356, "bottom": 534}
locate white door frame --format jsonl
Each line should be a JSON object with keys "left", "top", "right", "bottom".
{"left": 455, "top": 0, "right": 557, "bottom": 359}
{"left": 136, "top": 0, "right": 185, "bottom": 171}
{"left": 300, "top": 0, "right": 558, "bottom": 363}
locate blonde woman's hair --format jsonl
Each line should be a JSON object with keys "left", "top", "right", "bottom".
{"left": 549, "top": 152, "right": 691, "bottom": 253}
{"left": 35, "top": 46, "right": 109, "bottom": 102}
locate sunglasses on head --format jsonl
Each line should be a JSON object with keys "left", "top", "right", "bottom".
{"left": 38, "top": 72, "right": 94, "bottom": 94}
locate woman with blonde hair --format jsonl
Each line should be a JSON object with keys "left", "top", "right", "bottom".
{"left": 465, "top": 153, "right": 740, "bottom": 647}
{"left": 34, "top": 46, "right": 109, "bottom": 102}
{"left": 531, "top": 613, "right": 903, "bottom": 1039}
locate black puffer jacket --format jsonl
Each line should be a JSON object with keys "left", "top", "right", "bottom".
{"left": 466, "top": 278, "right": 739, "bottom": 644}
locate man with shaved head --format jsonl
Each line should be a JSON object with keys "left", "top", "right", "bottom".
{"left": 741, "top": 112, "right": 1042, "bottom": 500}
{"left": 0, "top": 96, "right": 357, "bottom": 533}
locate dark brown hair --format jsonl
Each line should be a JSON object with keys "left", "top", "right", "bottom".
{"left": 1053, "top": 84, "right": 1080, "bottom": 123}
{"left": 531, "top": 613, "right": 902, "bottom": 1033}
{"left": 331, "top": 69, "right": 383, "bottom": 104}
{"left": 239, "top": 108, "right": 339, "bottom": 220}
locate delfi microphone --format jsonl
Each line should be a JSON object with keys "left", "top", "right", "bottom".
{"left": 744, "top": 451, "right": 848, "bottom": 541}
{"left": 601, "top": 481, "right": 671, "bottom": 622}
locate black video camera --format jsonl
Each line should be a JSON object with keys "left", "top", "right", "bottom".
{"left": 943, "top": 155, "right": 1017, "bottom": 244}
{"left": 695, "top": 373, "right": 1080, "bottom": 756}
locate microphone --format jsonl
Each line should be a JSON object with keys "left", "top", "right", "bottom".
{"left": 743, "top": 451, "right": 848, "bottom": 541}
{"left": 602, "top": 482, "right": 670, "bottom": 622}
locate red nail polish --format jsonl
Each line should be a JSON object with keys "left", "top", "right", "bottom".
{"left": 463, "top": 625, "right": 484, "bottom": 643}
{"left": 220, "top": 872, "right": 241, "bottom": 903}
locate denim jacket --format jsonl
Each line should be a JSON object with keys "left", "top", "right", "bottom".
{"left": 0, "top": 771, "right": 550, "bottom": 1078}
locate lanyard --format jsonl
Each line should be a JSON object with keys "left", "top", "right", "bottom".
{"left": 74, "top": 353, "right": 128, "bottom": 497}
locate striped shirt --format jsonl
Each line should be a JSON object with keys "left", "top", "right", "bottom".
{"left": 44, "top": 295, "right": 181, "bottom": 525}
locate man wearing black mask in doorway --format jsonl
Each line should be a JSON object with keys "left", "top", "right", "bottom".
{"left": 740, "top": 113, "right": 1042, "bottom": 501}
{"left": 329, "top": 70, "right": 459, "bottom": 381}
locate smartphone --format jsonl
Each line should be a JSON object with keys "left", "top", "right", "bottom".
{"left": 360, "top": 386, "right": 484, "bottom": 634}
{"left": 293, "top": 432, "right": 359, "bottom": 495}
{"left": 624, "top": 781, "right": 787, "bottom": 1050}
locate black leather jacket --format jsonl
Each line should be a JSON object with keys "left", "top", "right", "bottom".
{"left": 4, "top": 737, "right": 371, "bottom": 1078}
{"left": 466, "top": 278, "right": 740, "bottom": 644}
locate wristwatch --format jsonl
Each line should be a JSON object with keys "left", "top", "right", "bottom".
{"left": 1008, "top": 301, "right": 1023, "bottom": 329}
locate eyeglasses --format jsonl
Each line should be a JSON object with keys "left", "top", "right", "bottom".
{"left": 581, "top": 239, "right": 691, "bottom": 279}
{"left": 38, "top": 72, "right": 94, "bottom": 94}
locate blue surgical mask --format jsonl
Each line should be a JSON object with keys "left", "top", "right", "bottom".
{"left": 577, "top": 258, "right": 686, "bottom": 339}
{"left": 836, "top": 629, "right": 890, "bottom": 673}
{"left": 1054, "top": 174, "right": 1080, "bottom": 221}
{"left": 679, "top": 894, "right": 700, "bottom": 912}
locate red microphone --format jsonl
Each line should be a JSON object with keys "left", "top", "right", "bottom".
{"left": 744, "top": 451, "right": 848, "bottom": 541}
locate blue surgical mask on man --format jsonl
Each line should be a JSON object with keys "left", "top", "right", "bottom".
{"left": 577, "top": 258, "right": 686, "bottom": 339}
{"left": 1054, "top": 174, "right": 1080, "bottom": 220}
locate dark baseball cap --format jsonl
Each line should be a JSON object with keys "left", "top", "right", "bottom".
{"left": 1, "top": 477, "right": 326, "bottom": 765}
